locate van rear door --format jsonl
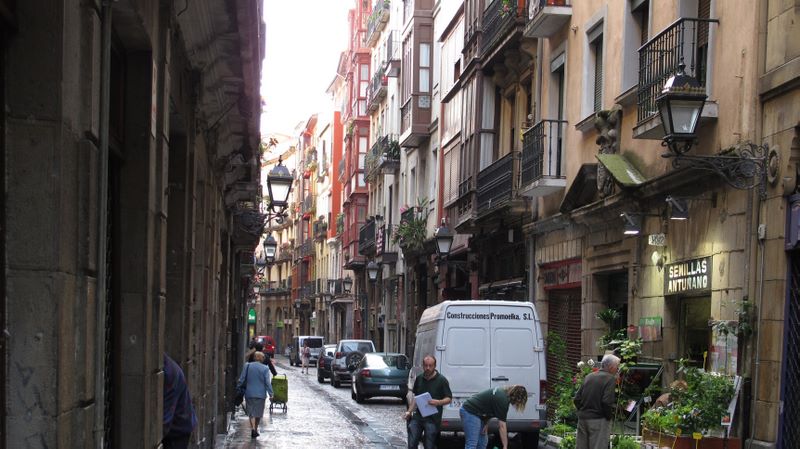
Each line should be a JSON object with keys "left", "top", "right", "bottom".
{"left": 489, "top": 303, "right": 544, "bottom": 421}
{"left": 441, "top": 304, "right": 492, "bottom": 396}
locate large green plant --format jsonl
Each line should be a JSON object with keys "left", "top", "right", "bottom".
{"left": 642, "top": 360, "right": 735, "bottom": 435}
{"left": 392, "top": 198, "right": 429, "bottom": 251}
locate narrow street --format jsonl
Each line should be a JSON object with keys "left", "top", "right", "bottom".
{"left": 215, "top": 356, "right": 409, "bottom": 448}
{"left": 215, "top": 356, "right": 537, "bottom": 449}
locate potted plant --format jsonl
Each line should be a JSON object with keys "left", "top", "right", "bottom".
{"left": 392, "top": 198, "right": 429, "bottom": 253}
{"left": 641, "top": 360, "right": 738, "bottom": 449}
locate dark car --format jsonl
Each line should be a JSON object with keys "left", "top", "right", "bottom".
{"left": 350, "top": 353, "right": 410, "bottom": 404}
{"left": 254, "top": 336, "right": 276, "bottom": 357}
{"left": 317, "top": 344, "right": 337, "bottom": 383}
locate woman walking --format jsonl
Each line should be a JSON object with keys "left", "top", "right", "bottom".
{"left": 459, "top": 385, "right": 528, "bottom": 449}
{"left": 237, "top": 351, "right": 273, "bottom": 438}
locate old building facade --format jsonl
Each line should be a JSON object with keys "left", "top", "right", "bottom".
{"left": 2, "top": 0, "right": 265, "bottom": 447}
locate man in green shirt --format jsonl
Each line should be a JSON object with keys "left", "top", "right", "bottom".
{"left": 404, "top": 355, "right": 452, "bottom": 449}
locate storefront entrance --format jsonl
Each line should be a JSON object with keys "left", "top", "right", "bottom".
{"left": 780, "top": 251, "right": 800, "bottom": 448}
{"left": 680, "top": 296, "right": 711, "bottom": 367}
{"left": 547, "top": 288, "right": 581, "bottom": 402}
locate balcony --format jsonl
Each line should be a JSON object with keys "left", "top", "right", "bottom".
{"left": 358, "top": 219, "right": 377, "bottom": 256}
{"left": 523, "top": 0, "right": 572, "bottom": 39}
{"left": 481, "top": 0, "right": 525, "bottom": 60}
{"left": 384, "top": 30, "right": 401, "bottom": 77}
{"left": 476, "top": 152, "right": 526, "bottom": 218}
{"left": 400, "top": 97, "right": 431, "bottom": 148}
{"left": 365, "top": 0, "right": 390, "bottom": 47}
{"left": 365, "top": 135, "right": 400, "bottom": 182}
{"left": 376, "top": 224, "right": 399, "bottom": 264}
{"left": 304, "top": 281, "right": 316, "bottom": 297}
{"left": 520, "top": 119, "right": 567, "bottom": 198}
{"left": 301, "top": 194, "right": 315, "bottom": 220}
{"left": 297, "top": 240, "right": 314, "bottom": 259}
{"left": 313, "top": 219, "right": 328, "bottom": 242}
{"left": 635, "top": 17, "right": 719, "bottom": 139}
{"left": 450, "top": 176, "right": 477, "bottom": 232}
{"left": 367, "top": 67, "right": 388, "bottom": 113}
{"left": 336, "top": 213, "right": 344, "bottom": 236}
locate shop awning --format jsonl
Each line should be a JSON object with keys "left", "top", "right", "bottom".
{"left": 596, "top": 154, "right": 648, "bottom": 188}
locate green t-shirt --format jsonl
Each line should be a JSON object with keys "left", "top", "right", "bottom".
{"left": 412, "top": 371, "right": 453, "bottom": 424}
{"left": 462, "top": 387, "right": 510, "bottom": 422}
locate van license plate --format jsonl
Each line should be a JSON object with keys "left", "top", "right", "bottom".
{"left": 380, "top": 385, "right": 400, "bottom": 391}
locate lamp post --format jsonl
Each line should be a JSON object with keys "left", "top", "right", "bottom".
{"left": 266, "top": 157, "right": 293, "bottom": 212}
{"left": 365, "top": 261, "right": 380, "bottom": 341}
{"left": 263, "top": 234, "right": 277, "bottom": 264}
{"left": 434, "top": 219, "right": 454, "bottom": 260}
{"left": 656, "top": 62, "right": 773, "bottom": 195}
{"left": 342, "top": 276, "right": 353, "bottom": 294}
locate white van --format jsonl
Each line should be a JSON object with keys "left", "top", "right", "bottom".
{"left": 409, "top": 300, "right": 547, "bottom": 444}
{"left": 290, "top": 335, "right": 324, "bottom": 366}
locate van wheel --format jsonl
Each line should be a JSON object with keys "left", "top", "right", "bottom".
{"left": 317, "top": 372, "right": 324, "bottom": 383}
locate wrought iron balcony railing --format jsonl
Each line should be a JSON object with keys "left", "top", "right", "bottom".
{"left": 520, "top": 119, "right": 567, "bottom": 196}
{"left": 313, "top": 219, "right": 328, "bottom": 241}
{"left": 524, "top": 0, "right": 572, "bottom": 38}
{"left": 336, "top": 213, "right": 344, "bottom": 236}
{"left": 296, "top": 240, "right": 313, "bottom": 259}
{"left": 301, "top": 194, "right": 315, "bottom": 218}
{"left": 476, "top": 152, "right": 519, "bottom": 216}
{"left": 358, "top": 219, "right": 377, "bottom": 255}
{"left": 481, "top": 0, "right": 522, "bottom": 58}
{"left": 365, "top": 0, "right": 391, "bottom": 47}
{"left": 365, "top": 134, "right": 400, "bottom": 182}
{"left": 637, "top": 17, "right": 718, "bottom": 124}
{"left": 367, "top": 67, "right": 388, "bottom": 112}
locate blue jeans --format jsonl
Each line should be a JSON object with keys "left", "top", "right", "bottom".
{"left": 407, "top": 414, "right": 439, "bottom": 449}
{"left": 460, "top": 408, "right": 488, "bottom": 449}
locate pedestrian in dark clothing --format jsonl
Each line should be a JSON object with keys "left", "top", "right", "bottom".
{"left": 460, "top": 385, "right": 528, "bottom": 449}
{"left": 238, "top": 351, "right": 274, "bottom": 438}
{"left": 404, "top": 355, "right": 452, "bottom": 449}
{"left": 573, "top": 354, "right": 620, "bottom": 449}
{"left": 162, "top": 353, "right": 198, "bottom": 449}
{"left": 245, "top": 341, "right": 278, "bottom": 375}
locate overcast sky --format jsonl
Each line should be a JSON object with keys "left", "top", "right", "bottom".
{"left": 260, "top": 1, "right": 350, "bottom": 137}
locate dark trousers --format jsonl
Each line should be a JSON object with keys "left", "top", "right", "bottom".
{"left": 407, "top": 414, "right": 439, "bottom": 449}
{"left": 162, "top": 434, "right": 191, "bottom": 449}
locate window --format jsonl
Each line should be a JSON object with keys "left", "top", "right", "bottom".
{"left": 419, "top": 43, "right": 431, "bottom": 93}
{"left": 360, "top": 64, "right": 369, "bottom": 97}
{"left": 592, "top": 35, "right": 603, "bottom": 113}
{"left": 621, "top": 0, "right": 650, "bottom": 91}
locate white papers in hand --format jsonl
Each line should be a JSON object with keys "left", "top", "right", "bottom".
{"left": 415, "top": 392, "right": 437, "bottom": 417}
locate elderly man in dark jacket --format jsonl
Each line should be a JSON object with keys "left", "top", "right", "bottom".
{"left": 573, "top": 354, "right": 620, "bottom": 449}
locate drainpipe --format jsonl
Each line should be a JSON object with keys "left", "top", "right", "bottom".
{"left": 94, "top": 1, "right": 113, "bottom": 448}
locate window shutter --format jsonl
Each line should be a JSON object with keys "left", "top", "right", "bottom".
{"left": 593, "top": 37, "right": 604, "bottom": 112}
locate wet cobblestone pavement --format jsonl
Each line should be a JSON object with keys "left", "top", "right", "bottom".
{"left": 214, "top": 356, "right": 408, "bottom": 448}
{"left": 214, "top": 356, "right": 538, "bottom": 448}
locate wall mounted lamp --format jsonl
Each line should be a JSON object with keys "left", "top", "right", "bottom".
{"left": 366, "top": 260, "right": 380, "bottom": 283}
{"left": 342, "top": 276, "right": 353, "bottom": 293}
{"left": 657, "top": 62, "right": 775, "bottom": 197}
{"left": 666, "top": 196, "right": 689, "bottom": 220}
{"left": 621, "top": 212, "right": 642, "bottom": 235}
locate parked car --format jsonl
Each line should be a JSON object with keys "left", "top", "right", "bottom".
{"left": 290, "top": 336, "right": 324, "bottom": 366}
{"left": 331, "top": 339, "right": 375, "bottom": 388}
{"left": 317, "top": 344, "right": 337, "bottom": 383}
{"left": 254, "top": 335, "right": 276, "bottom": 357}
{"left": 351, "top": 352, "right": 410, "bottom": 404}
